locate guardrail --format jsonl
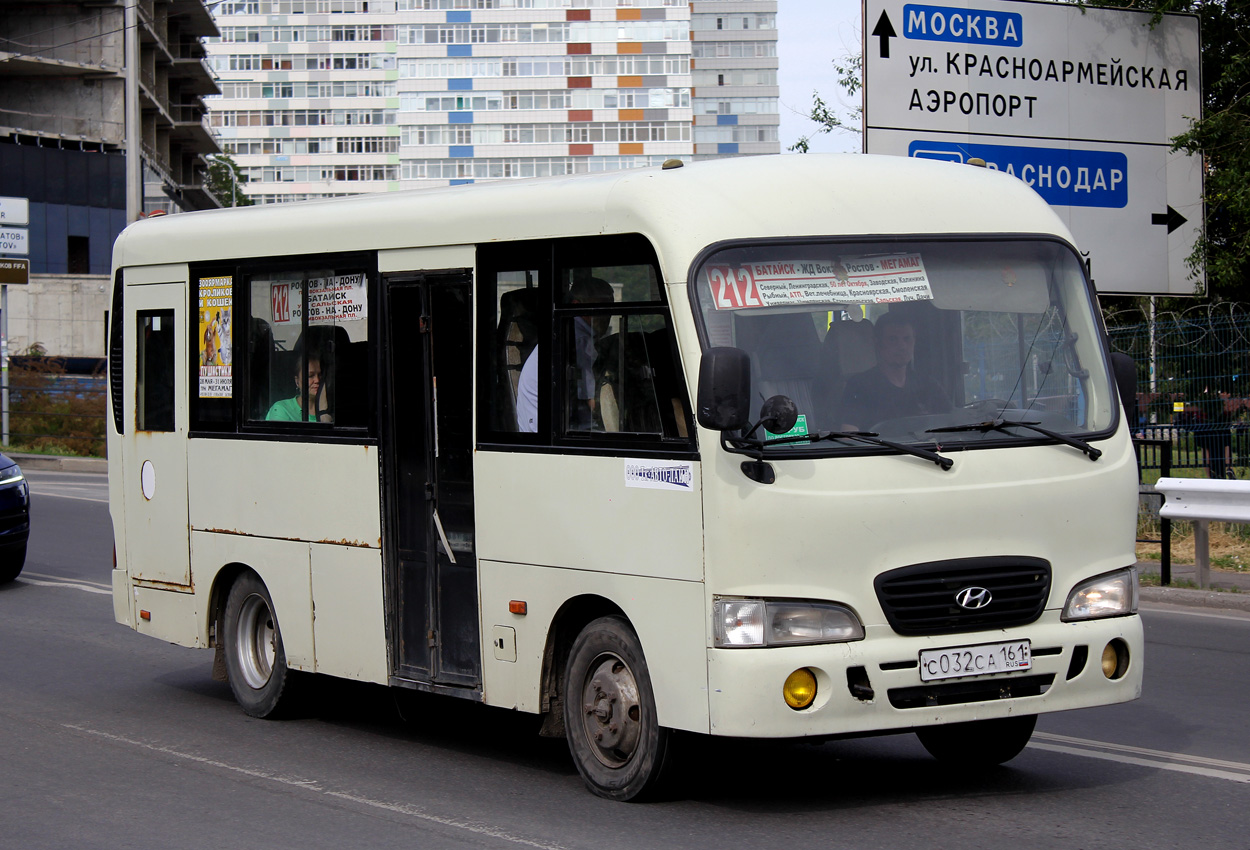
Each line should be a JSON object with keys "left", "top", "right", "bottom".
{"left": 1154, "top": 477, "right": 1250, "bottom": 589}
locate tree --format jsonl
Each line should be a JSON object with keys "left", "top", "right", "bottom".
{"left": 789, "top": 53, "right": 863, "bottom": 153}
{"left": 205, "top": 154, "right": 254, "bottom": 207}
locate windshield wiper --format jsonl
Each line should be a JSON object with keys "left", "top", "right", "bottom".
{"left": 926, "top": 419, "right": 1101, "bottom": 461}
{"left": 745, "top": 430, "right": 954, "bottom": 471}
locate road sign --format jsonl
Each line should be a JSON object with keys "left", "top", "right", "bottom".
{"left": 863, "top": 0, "right": 1203, "bottom": 296}
{"left": 0, "top": 259, "right": 28, "bottom": 286}
{"left": 0, "top": 228, "right": 28, "bottom": 257}
{"left": 0, "top": 197, "right": 28, "bottom": 227}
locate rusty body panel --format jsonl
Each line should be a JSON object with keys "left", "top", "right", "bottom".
{"left": 197, "top": 526, "right": 379, "bottom": 549}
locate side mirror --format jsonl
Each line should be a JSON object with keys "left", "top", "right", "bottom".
{"left": 697, "top": 347, "right": 751, "bottom": 431}
{"left": 758, "top": 394, "right": 799, "bottom": 435}
{"left": 1108, "top": 351, "right": 1136, "bottom": 430}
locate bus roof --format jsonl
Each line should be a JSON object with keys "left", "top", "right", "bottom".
{"left": 112, "top": 153, "right": 1074, "bottom": 279}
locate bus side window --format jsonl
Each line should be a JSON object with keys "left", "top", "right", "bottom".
{"left": 247, "top": 269, "right": 369, "bottom": 426}
{"left": 556, "top": 262, "right": 690, "bottom": 440}
{"left": 137, "top": 310, "right": 175, "bottom": 432}
{"left": 591, "top": 314, "right": 688, "bottom": 438}
{"left": 248, "top": 317, "right": 274, "bottom": 421}
{"left": 489, "top": 271, "right": 540, "bottom": 433}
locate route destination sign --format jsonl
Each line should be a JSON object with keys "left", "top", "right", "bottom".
{"left": 864, "top": 0, "right": 1203, "bottom": 296}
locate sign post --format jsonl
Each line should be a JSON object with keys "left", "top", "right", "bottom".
{"left": 863, "top": 0, "right": 1203, "bottom": 296}
{"left": 0, "top": 196, "right": 29, "bottom": 447}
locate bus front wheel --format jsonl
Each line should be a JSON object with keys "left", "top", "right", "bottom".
{"left": 916, "top": 714, "right": 1037, "bottom": 766}
{"left": 223, "top": 572, "right": 298, "bottom": 718}
{"left": 563, "top": 616, "right": 672, "bottom": 802}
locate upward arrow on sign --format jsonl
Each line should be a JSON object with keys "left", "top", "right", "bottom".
{"left": 872, "top": 11, "right": 897, "bottom": 59}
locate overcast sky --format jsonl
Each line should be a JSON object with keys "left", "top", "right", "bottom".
{"left": 776, "top": 0, "right": 864, "bottom": 154}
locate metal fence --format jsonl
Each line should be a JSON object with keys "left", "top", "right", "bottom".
{"left": 1107, "top": 304, "right": 1250, "bottom": 475}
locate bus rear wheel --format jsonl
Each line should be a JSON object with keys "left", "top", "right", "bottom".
{"left": 223, "top": 572, "right": 298, "bottom": 718}
{"left": 916, "top": 714, "right": 1037, "bottom": 767}
{"left": 563, "top": 616, "right": 671, "bottom": 802}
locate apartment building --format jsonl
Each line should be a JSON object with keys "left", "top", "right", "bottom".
{"left": 691, "top": 1, "right": 779, "bottom": 159}
{"left": 205, "top": 0, "right": 778, "bottom": 203}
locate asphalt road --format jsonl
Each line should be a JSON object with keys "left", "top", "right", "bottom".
{"left": 3, "top": 469, "right": 1249, "bottom": 849}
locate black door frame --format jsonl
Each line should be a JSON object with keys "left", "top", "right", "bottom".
{"left": 380, "top": 269, "right": 481, "bottom": 695}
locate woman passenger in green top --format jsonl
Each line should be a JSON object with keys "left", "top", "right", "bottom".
{"left": 266, "top": 353, "right": 331, "bottom": 422}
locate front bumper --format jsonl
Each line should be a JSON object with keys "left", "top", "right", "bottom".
{"left": 706, "top": 610, "right": 1142, "bottom": 737}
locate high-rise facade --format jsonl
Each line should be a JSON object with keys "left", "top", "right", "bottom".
{"left": 690, "top": 1, "right": 778, "bottom": 159}
{"left": 206, "top": 0, "right": 777, "bottom": 203}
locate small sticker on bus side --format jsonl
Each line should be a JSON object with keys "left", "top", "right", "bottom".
{"left": 624, "top": 459, "right": 695, "bottom": 492}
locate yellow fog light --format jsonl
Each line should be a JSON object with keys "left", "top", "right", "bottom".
{"left": 783, "top": 667, "right": 817, "bottom": 710}
{"left": 1101, "top": 639, "right": 1128, "bottom": 679}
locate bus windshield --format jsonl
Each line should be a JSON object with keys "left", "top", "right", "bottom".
{"left": 692, "top": 238, "right": 1115, "bottom": 451}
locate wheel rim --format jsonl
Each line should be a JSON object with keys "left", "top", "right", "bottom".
{"left": 578, "top": 651, "right": 643, "bottom": 768}
{"left": 235, "top": 593, "right": 276, "bottom": 690}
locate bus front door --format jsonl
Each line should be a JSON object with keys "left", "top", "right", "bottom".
{"left": 123, "top": 276, "right": 190, "bottom": 587}
{"left": 383, "top": 274, "right": 480, "bottom": 690}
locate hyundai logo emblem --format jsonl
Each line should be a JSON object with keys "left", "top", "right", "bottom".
{"left": 955, "top": 586, "right": 993, "bottom": 610}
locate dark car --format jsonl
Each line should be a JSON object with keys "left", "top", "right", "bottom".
{"left": 0, "top": 454, "right": 29, "bottom": 583}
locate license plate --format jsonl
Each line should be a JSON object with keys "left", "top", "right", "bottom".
{"left": 919, "top": 640, "right": 1032, "bottom": 682}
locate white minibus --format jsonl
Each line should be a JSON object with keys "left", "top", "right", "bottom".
{"left": 109, "top": 154, "right": 1142, "bottom": 800}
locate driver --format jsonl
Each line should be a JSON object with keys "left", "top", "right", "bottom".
{"left": 839, "top": 311, "right": 949, "bottom": 430}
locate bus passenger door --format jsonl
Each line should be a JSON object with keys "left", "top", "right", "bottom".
{"left": 122, "top": 276, "right": 190, "bottom": 587}
{"left": 383, "top": 274, "right": 480, "bottom": 689}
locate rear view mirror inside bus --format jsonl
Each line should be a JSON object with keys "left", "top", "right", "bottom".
{"left": 697, "top": 347, "right": 751, "bottom": 431}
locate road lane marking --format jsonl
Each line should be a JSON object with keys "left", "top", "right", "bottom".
{"left": 1140, "top": 604, "right": 1250, "bottom": 624}
{"left": 1031, "top": 732, "right": 1250, "bottom": 784}
{"left": 23, "top": 571, "right": 111, "bottom": 590}
{"left": 19, "top": 575, "right": 111, "bottom": 595}
{"left": 29, "top": 487, "right": 108, "bottom": 503}
{"left": 64, "top": 724, "right": 570, "bottom": 850}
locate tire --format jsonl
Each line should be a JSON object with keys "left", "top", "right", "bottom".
{"left": 916, "top": 714, "right": 1037, "bottom": 767}
{"left": 222, "top": 572, "right": 299, "bottom": 718}
{"left": 0, "top": 543, "right": 26, "bottom": 584}
{"left": 563, "top": 616, "right": 672, "bottom": 802}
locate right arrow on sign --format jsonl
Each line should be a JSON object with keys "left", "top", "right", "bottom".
{"left": 872, "top": 11, "right": 897, "bottom": 59}
{"left": 1151, "top": 206, "right": 1188, "bottom": 234}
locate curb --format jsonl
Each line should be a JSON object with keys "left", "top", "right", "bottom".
{"left": 8, "top": 452, "right": 107, "bottom": 474}
{"left": 1139, "top": 585, "right": 1250, "bottom": 613}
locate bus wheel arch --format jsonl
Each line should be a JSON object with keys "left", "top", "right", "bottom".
{"left": 561, "top": 613, "right": 672, "bottom": 801}
{"left": 208, "top": 563, "right": 252, "bottom": 680}
{"left": 537, "top": 595, "right": 625, "bottom": 738}
{"left": 219, "top": 567, "right": 301, "bottom": 718}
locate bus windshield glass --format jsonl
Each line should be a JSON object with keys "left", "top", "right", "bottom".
{"left": 692, "top": 238, "right": 1115, "bottom": 450}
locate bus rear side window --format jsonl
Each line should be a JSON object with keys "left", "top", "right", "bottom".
{"left": 137, "top": 311, "right": 175, "bottom": 432}
{"left": 247, "top": 269, "right": 370, "bottom": 427}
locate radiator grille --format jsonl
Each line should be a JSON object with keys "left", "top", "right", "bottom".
{"left": 874, "top": 557, "right": 1051, "bottom": 636}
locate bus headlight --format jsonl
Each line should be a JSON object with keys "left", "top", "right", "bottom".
{"left": 1061, "top": 568, "right": 1138, "bottom": 621}
{"left": 714, "top": 598, "right": 864, "bottom": 647}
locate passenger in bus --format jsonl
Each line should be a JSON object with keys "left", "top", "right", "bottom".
{"left": 839, "top": 311, "right": 949, "bottom": 430}
{"left": 266, "top": 353, "right": 332, "bottom": 422}
{"left": 515, "top": 277, "right": 614, "bottom": 432}
{"left": 516, "top": 348, "right": 539, "bottom": 432}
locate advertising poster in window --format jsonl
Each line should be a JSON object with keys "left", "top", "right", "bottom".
{"left": 198, "top": 277, "right": 232, "bottom": 399}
